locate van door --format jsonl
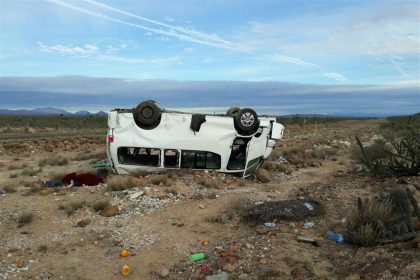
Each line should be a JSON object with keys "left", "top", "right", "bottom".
{"left": 243, "top": 131, "right": 268, "bottom": 176}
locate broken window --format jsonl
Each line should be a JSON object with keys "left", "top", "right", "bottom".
{"left": 227, "top": 137, "right": 250, "bottom": 170}
{"left": 117, "top": 147, "right": 160, "bottom": 166}
{"left": 164, "top": 149, "right": 179, "bottom": 168}
{"left": 181, "top": 150, "right": 221, "bottom": 169}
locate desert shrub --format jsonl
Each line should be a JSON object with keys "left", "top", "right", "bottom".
{"left": 3, "top": 185, "right": 17, "bottom": 193}
{"left": 352, "top": 140, "right": 388, "bottom": 162}
{"left": 91, "top": 199, "right": 110, "bottom": 212}
{"left": 21, "top": 167, "right": 42, "bottom": 176}
{"left": 356, "top": 127, "right": 419, "bottom": 178}
{"left": 346, "top": 198, "right": 394, "bottom": 246}
{"left": 38, "top": 156, "right": 69, "bottom": 167}
{"left": 148, "top": 174, "right": 169, "bottom": 186}
{"left": 60, "top": 200, "right": 86, "bottom": 216}
{"left": 17, "top": 212, "right": 34, "bottom": 224}
{"left": 197, "top": 175, "right": 222, "bottom": 189}
{"left": 106, "top": 175, "right": 145, "bottom": 191}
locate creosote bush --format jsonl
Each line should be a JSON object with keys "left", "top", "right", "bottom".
{"left": 106, "top": 175, "right": 145, "bottom": 191}
{"left": 17, "top": 212, "right": 34, "bottom": 224}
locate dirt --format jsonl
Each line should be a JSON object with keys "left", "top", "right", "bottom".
{"left": 0, "top": 120, "right": 419, "bottom": 280}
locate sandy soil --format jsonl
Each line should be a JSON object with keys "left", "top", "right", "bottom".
{"left": 0, "top": 119, "right": 419, "bottom": 280}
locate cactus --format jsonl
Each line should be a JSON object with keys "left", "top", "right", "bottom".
{"left": 346, "top": 187, "right": 418, "bottom": 246}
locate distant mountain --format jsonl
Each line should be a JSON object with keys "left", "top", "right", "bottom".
{"left": 96, "top": 111, "right": 108, "bottom": 116}
{"left": 74, "top": 110, "right": 92, "bottom": 116}
{"left": 0, "top": 107, "right": 71, "bottom": 116}
{"left": 0, "top": 107, "right": 108, "bottom": 116}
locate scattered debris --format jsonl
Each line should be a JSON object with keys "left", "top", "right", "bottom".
{"left": 190, "top": 253, "right": 205, "bottom": 262}
{"left": 303, "top": 221, "right": 315, "bottom": 228}
{"left": 120, "top": 249, "right": 130, "bottom": 257}
{"left": 62, "top": 172, "right": 103, "bottom": 186}
{"left": 243, "top": 199, "right": 324, "bottom": 224}
{"left": 121, "top": 265, "right": 130, "bottom": 276}
{"left": 100, "top": 205, "right": 119, "bottom": 217}
{"left": 0, "top": 186, "right": 7, "bottom": 194}
{"left": 295, "top": 235, "right": 318, "bottom": 246}
{"left": 303, "top": 202, "right": 314, "bottom": 211}
{"left": 327, "top": 231, "right": 345, "bottom": 243}
{"left": 264, "top": 222, "right": 276, "bottom": 228}
{"left": 76, "top": 218, "right": 91, "bottom": 227}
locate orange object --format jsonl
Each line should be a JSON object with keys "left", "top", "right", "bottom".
{"left": 120, "top": 249, "right": 130, "bottom": 257}
{"left": 121, "top": 265, "right": 130, "bottom": 276}
{"left": 201, "top": 240, "right": 209, "bottom": 246}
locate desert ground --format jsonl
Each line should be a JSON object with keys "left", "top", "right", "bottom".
{"left": 0, "top": 117, "right": 419, "bottom": 280}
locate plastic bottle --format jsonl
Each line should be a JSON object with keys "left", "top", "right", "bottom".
{"left": 327, "top": 231, "right": 345, "bottom": 243}
{"left": 190, "top": 253, "right": 205, "bottom": 262}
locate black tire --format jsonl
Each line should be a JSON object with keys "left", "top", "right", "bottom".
{"left": 226, "top": 106, "right": 240, "bottom": 117}
{"left": 133, "top": 100, "right": 162, "bottom": 129}
{"left": 234, "top": 108, "right": 259, "bottom": 135}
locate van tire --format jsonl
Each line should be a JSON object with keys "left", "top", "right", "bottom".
{"left": 133, "top": 100, "right": 161, "bottom": 129}
{"left": 234, "top": 108, "right": 259, "bottom": 135}
{"left": 226, "top": 107, "right": 240, "bottom": 117}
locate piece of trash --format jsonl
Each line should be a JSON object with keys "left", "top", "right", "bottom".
{"left": 341, "top": 218, "right": 347, "bottom": 223}
{"left": 62, "top": 173, "right": 103, "bottom": 186}
{"left": 171, "top": 222, "right": 184, "bottom": 227}
{"left": 303, "top": 221, "right": 315, "bottom": 228}
{"left": 327, "top": 231, "right": 345, "bottom": 243}
{"left": 121, "top": 264, "right": 130, "bottom": 276}
{"left": 264, "top": 222, "right": 276, "bottom": 228}
{"left": 44, "top": 179, "right": 62, "bottom": 188}
{"left": 296, "top": 235, "right": 318, "bottom": 246}
{"left": 91, "top": 162, "right": 110, "bottom": 168}
{"left": 200, "top": 264, "right": 210, "bottom": 274}
{"left": 120, "top": 249, "right": 130, "bottom": 257}
{"left": 189, "top": 252, "right": 205, "bottom": 262}
{"left": 201, "top": 240, "right": 209, "bottom": 246}
{"left": 0, "top": 187, "right": 6, "bottom": 195}
{"left": 303, "top": 203, "right": 314, "bottom": 211}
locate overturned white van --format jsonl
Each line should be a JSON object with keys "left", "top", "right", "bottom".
{"left": 107, "top": 100, "right": 284, "bottom": 177}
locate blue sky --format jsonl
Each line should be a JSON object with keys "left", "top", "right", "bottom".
{"left": 0, "top": 0, "right": 419, "bottom": 114}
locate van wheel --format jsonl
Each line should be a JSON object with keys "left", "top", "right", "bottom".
{"left": 234, "top": 108, "right": 259, "bottom": 135}
{"left": 226, "top": 107, "right": 240, "bottom": 117}
{"left": 133, "top": 100, "right": 161, "bottom": 129}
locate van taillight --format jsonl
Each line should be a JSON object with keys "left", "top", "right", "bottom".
{"left": 108, "top": 129, "right": 114, "bottom": 142}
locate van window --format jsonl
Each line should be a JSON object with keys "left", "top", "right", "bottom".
{"left": 181, "top": 150, "right": 221, "bottom": 169}
{"left": 227, "top": 137, "right": 249, "bottom": 170}
{"left": 117, "top": 147, "right": 160, "bottom": 166}
{"left": 164, "top": 149, "right": 179, "bottom": 168}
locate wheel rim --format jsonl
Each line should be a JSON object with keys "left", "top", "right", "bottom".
{"left": 141, "top": 106, "right": 153, "bottom": 119}
{"left": 240, "top": 112, "right": 254, "bottom": 127}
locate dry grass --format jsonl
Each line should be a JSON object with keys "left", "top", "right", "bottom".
{"left": 346, "top": 198, "right": 393, "bottom": 246}
{"left": 7, "top": 163, "right": 27, "bottom": 171}
{"left": 197, "top": 174, "right": 223, "bottom": 189}
{"left": 90, "top": 199, "right": 110, "bottom": 212}
{"left": 38, "top": 156, "right": 69, "bottom": 167}
{"left": 106, "top": 175, "right": 145, "bottom": 191}
{"left": 3, "top": 185, "right": 17, "bottom": 193}
{"left": 148, "top": 174, "right": 170, "bottom": 186}
{"left": 21, "top": 167, "right": 42, "bottom": 176}
{"left": 60, "top": 200, "right": 86, "bottom": 216}
{"left": 17, "top": 212, "right": 34, "bottom": 224}
{"left": 73, "top": 150, "right": 107, "bottom": 161}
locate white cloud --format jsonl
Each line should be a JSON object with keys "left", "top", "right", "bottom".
{"left": 38, "top": 42, "right": 99, "bottom": 56}
{"left": 323, "top": 72, "right": 349, "bottom": 82}
{"left": 99, "top": 54, "right": 182, "bottom": 65}
{"left": 164, "top": 16, "right": 175, "bottom": 22}
{"left": 68, "top": 0, "right": 239, "bottom": 50}
{"left": 267, "top": 55, "right": 319, "bottom": 68}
